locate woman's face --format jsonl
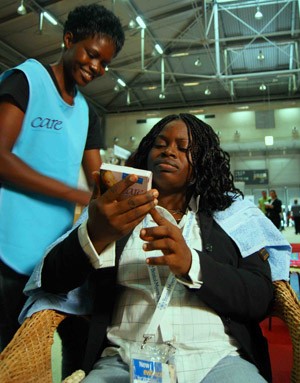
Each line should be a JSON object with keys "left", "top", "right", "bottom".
{"left": 63, "top": 33, "right": 115, "bottom": 87}
{"left": 147, "top": 119, "right": 193, "bottom": 193}
{"left": 270, "top": 190, "right": 276, "bottom": 199}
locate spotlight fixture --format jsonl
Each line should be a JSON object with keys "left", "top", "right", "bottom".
{"left": 204, "top": 87, "right": 211, "bottom": 95}
{"left": 159, "top": 93, "right": 166, "bottom": 99}
{"left": 234, "top": 130, "right": 240, "bottom": 139}
{"left": 292, "top": 126, "right": 299, "bottom": 138}
{"left": 257, "top": 50, "right": 265, "bottom": 61}
{"left": 17, "top": 0, "right": 27, "bottom": 15}
{"left": 128, "top": 19, "right": 137, "bottom": 29}
{"left": 194, "top": 58, "right": 202, "bottom": 67}
{"left": 255, "top": 6, "right": 263, "bottom": 20}
{"left": 259, "top": 83, "right": 267, "bottom": 91}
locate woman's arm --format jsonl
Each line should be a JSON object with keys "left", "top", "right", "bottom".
{"left": 196, "top": 248, "right": 273, "bottom": 321}
{"left": 41, "top": 174, "right": 159, "bottom": 294}
{"left": 142, "top": 209, "right": 273, "bottom": 322}
{"left": 41, "top": 227, "right": 94, "bottom": 293}
{"left": 0, "top": 99, "right": 91, "bottom": 205}
{"left": 82, "top": 149, "right": 102, "bottom": 188}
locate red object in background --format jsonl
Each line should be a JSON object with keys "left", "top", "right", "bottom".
{"left": 290, "top": 244, "right": 300, "bottom": 267}
{"left": 260, "top": 317, "right": 292, "bottom": 383}
{"left": 291, "top": 243, "right": 300, "bottom": 252}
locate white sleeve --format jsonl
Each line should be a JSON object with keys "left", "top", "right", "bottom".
{"left": 78, "top": 220, "right": 116, "bottom": 269}
{"left": 176, "top": 249, "right": 203, "bottom": 289}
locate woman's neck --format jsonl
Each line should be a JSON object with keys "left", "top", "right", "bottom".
{"left": 157, "top": 193, "right": 188, "bottom": 213}
{"left": 50, "top": 63, "right": 76, "bottom": 104}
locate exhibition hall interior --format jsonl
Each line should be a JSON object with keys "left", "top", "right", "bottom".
{"left": 0, "top": 1, "right": 300, "bottom": 382}
{"left": 1, "top": 0, "right": 298, "bottom": 220}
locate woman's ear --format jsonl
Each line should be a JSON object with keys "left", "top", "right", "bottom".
{"left": 63, "top": 32, "right": 74, "bottom": 49}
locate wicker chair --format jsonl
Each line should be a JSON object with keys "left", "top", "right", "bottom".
{"left": 0, "top": 280, "right": 299, "bottom": 383}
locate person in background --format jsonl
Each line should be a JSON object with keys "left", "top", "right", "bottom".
{"left": 265, "top": 189, "right": 282, "bottom": 230}
{"left": 285, "top": 207, "right": 291, "bottom": 227}
{"left": 258, "top": 190, "right": 269, "bottom": 215}
{"left": 0, "top": 3, "right": 125, "bottom": 356}
{"left": 291, "top": 199, "right": 300, "bottom": 234}
{"left": 20, "top": 114, "right": 290, "bottom": 383}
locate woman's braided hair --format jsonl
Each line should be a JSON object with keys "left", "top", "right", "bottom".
{"left": 127, "top": 113, "right": 243, "bottom": 215}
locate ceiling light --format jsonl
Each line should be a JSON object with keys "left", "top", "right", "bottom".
{"left": 189, "top": 109, "right": 204, "bottom": 114}
{"left": 171, "top": 52, "right": 189, "bottom": 57}
{"left": 255, "top": 6, "right": 263, "bottom": 20}
{"left": 259, "top": 83, "right": 267, "bottom": 91}
{"left": 183, "top": 82, "right": 199, "bottom": 86}
{"left": 117, "top": 78, "right": 126, "bottom": 87}
{"left": 234, "top": 130, "right": 240, "bottom": 139}
{"left": 257, "top": 50, "right": 265, "bottom": 61}
{"left": 136, "top": 16, "right": 146, "bottom": 29}
{"left": 114, "top": 84, "right": 120, "bottom": 92}
{"left": 159, "top": 93, "right": 166, "bottom": 99}
{"left": 194, "top": 58, "right": 202, "bottom": 67}
{"left": 126, "top": 90, "right": 131, "bottom": 105}
{"left": 128, "top": 19, "right": 137, "bottom": 29}
{"left": 204, "top": 87, "right": 211, "bottom": 95}
{"left": 142, "top": 86, "right": 157, "bottom": 90}
{"left": 154, "top": 44, "right": 163, "bottom": 55}
{"left": 265, "top": 136, "right": 274, "bottom": 146}
{"left": 292, "top": 127, "right": 299, "bottom": 138}
{"left": 17, "top": 0, "right": 27, "bottom": 15}
{"left": 43, "top": 11, "right": 58, "bottom": 25}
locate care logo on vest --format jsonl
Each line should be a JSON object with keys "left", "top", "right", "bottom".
{"left": 31, "top": 116, "right": 63, "bottom": 130}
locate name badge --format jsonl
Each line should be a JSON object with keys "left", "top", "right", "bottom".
{"left": 130, "top": 344, "right": 176, "bottom": 383}
{"left": 131, "top": 357, "right": 176, "bottom": 383}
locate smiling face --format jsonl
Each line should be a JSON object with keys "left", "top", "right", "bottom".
{"left": 147, "top": 120, "right": 193, "bottom": 194}
{"left": 63, "top": 32, "right": 116, "bottom": 87}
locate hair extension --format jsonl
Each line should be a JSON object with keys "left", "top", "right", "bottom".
{"left": 127, "top": 113, "right": 243, "bottom": 215}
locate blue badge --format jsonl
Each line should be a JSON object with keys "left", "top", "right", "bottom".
{"left": 132, "top": 358, "right": 163, "bottom": 382}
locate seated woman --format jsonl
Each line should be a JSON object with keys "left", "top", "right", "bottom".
{"left": 21, "top": 114, "right": 291, "bottom": 383}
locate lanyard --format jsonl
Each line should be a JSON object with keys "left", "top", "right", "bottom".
{"left": 143, "top": 210, "right": 196, "bottom": 345}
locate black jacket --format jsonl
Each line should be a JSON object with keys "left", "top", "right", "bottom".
{"left": 42, "top": 211, "right": 273, "bottom": 382}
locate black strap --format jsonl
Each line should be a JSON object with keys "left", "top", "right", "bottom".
{"left": 82, "top": 232, "right": 132, "bottom": 373}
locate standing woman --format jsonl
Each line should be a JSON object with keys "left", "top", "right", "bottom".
{"left": 0, "top": 4, "right": 125, "bottom": 351}
{"left": 265, "top": 189, "right": 282, "bottom": 230}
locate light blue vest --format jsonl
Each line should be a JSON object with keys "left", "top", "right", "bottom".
{"left": 0, "top": 59, "right": 89, "bottom": 275}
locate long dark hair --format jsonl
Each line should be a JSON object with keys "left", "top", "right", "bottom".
{"left": 128, "top": 113, "right": 243, "bottom": 215}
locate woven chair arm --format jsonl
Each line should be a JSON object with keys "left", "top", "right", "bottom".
{"left": 0, "top": 309, "right": 67, "bottom": 383}
{"left": 271, "top": 280, "right": 300, "bottom": 383}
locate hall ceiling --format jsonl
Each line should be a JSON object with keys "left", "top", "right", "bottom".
{"left": 0, "top": 0, "right": 299, "bottom": 116}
